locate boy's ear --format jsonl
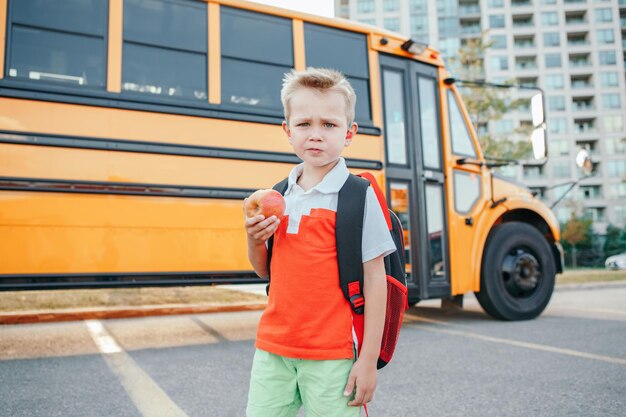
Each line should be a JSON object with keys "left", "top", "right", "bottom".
{"left": 282, "top": 121, "right": 292, "bottom": 143}
{"left": 345, "top": 122, "right": 358, "bottom": 147}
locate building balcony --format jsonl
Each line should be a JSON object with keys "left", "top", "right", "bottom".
{"left": 459, "top": 5, "right": 480, "bottom": 15}
{"left": 460, "top": 25, "right": 482, "bottom": 35}
{"left": 565, "top": 11, "right": 587, "bottom": 25}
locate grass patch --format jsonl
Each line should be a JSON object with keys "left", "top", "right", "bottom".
{"left": 557, "top": 268, "right": 626, "bottom": 285}
{"left": 0, "top": 286, "right": 266, "bottom": 312}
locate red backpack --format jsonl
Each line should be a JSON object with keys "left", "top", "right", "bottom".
{"left": 267, "top": 172, "right": 408, "bottom": 369}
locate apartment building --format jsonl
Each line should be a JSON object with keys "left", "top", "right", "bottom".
{"left": 336, "top": 0, "right": 626, "bottom": 229}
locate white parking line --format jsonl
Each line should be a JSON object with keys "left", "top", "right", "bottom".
{"left": 404, "top": 313, "right": 626, "bottom": 366}
{"left": 85, "top": 320, "right": 189, "bottom": 417}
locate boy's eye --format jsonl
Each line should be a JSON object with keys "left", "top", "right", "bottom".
{"left": 323, "top": 123, "right": 336, "bottom": 128}
{"left": 297, "top": 122, "right": 310, "bottom": 127}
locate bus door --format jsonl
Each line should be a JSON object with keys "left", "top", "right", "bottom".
{"left": 380, "top": 55, "right": 450, "bottom": 301}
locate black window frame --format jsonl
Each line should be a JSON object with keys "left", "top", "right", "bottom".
{"left": 219, "top": 6, "right": 293, "bottom": 115}
{"left": 121, "top": 0, "right": 209, "bottom": 104}
{"left": 303, "top": 22, "right": 374, "bottom": 129}
{"left": 4, "top": 0, "right": 109, "bottom": 92}
{"left": 0, "top": 2, "right": 383, "bottom": 136}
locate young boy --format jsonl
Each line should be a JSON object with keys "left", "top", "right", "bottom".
{"left": 244, "top": 68, "right": 396, "bottom": 417}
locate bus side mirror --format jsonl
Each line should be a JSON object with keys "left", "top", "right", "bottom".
{"left": 530, "top": 93, "right": 546, "bottom": 160}
{"left": 531, "top": 93, "right": 544, "bottom": 126}
{"left": 531, "top": 128, "right": 546, "bottom": 160}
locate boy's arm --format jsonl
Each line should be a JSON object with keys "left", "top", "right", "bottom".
{"left": 344, "top": 254, "right": 387, "bottom": 407}
{"left": 244, "top": 211, "right": 280, "bottom": 279}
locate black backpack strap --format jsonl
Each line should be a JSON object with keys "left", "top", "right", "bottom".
{"left": 336, "top": 174, "right": 370, "bottom": 314}
{"left": 265, "top": 178, "right": 289, "bottom": 295}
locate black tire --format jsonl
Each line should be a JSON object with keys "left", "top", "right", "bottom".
{"left": 475, "top": 222, "right": 556, "bottom": 321}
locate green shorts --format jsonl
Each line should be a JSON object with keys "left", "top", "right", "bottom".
{"left": 246, "top": 349, "right": 361, "bottom": 417}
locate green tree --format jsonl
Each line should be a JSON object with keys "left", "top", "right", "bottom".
{"left": 604, "top": 224, "right": 626, "bottom": 258}
{"left": 449, "top": 35, "right": 533, "bottom": 161}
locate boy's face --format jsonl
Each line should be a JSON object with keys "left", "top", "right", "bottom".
{"left": 283, "top": 88, "right": 357, "bottom": 169}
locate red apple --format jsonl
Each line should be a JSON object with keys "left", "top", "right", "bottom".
{"left": 244, "top": 189, "right": 286, "bottom": 219}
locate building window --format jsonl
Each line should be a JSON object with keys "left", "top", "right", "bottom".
{"left": 603, "top": 94, "right": 621, "bottom": 109}
{"left": 358, "top": 18, "right": 376, "bottom": 25}
{"left": 305, "top": 23, "right": 372, "bottom": 124}
{"left": 595, "top": 8, "right": 612, "bottom": 22}
{"left": 524, "top": 165, "right": 545, "bottom": 180}
{"left": 6, "top": 0, "right": 108, "bottom": 89}
{"left": 585, "top": 207, "right": 605, "bottom": 222}
{"left": 384, "top": 0, "right": 399, "bottom": 12}
{"left": 548, "top": 96, "right": 566, "bottom": 112}
{"left": 580, "top": 186, "right": 602, "bottom": 200}
{"left": 489, "top": 15, "right": 506, "bottom": 28}
{"left": 603, "top": 116, "right": 623, "bottom": 133}
{"left": 543, "top": 32, "right": 560, "bottom": 47}
{"left": 600, "top": 72, "right": 619, "bottom": 87}
{"left": 548, "top": 139, "right": 569, "bottom": 156}
{"left": 596, "top": 29, "right": 615, "bottom": 44}
{"left": 599, "top": 51, "right": 617, "bottom": 65}
{"left": 545, "top": 53, "right": 562, "bottom": 68}
{"left": 541, "top": 12, "right": 559, "bottom": 26}
{"left": 607, "top": 161, "right": 626, "bottom": 177}
{"left": 490, "top": 35, "right": 507, "bottom": 49}
{"left": 488, "top": 0, "right": 504, "bottom": 7}
{"left": 549, "top": 117, "right": 568, "bottom": 134}
{"left": 545, "top": 74, "right": 564, "bottom": 90}
{"left": 552, "top": 161, "right": 571, "bottom": 178}
{"left": 541, "top": 0, "right": 557, "bottom": 4}
{"left": 438, "top": 17, "right": 458, "bottom": 37}
{"left": 409, "top": 0, "right": 428, "bottom": 13}
{"left": 490, "top": 56, "right": 509, "bottom": 71}
{"left": 608, "top": 184, "right": 626, "bottom": 198}
{"left": 606, "top": 138, "right": 626, "bottom": 154}
{"left": 384, "top": 18, "right": 400, "bottom": 32}
{"left": 357, "top": 0, "right": 376, "bottom": 13}
{"left": 221, "top": 7, "right": 292, "bottom": 111}
{"left": 411, "top": 15, "right": 428, "bottom": 33}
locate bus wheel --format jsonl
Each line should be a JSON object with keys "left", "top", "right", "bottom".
{"left": 475, "top": 222, "right": 556, "bottom": 321}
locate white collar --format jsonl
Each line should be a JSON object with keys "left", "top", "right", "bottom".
{"left": 286, "top": 158, "right": 349, "bottom": 195}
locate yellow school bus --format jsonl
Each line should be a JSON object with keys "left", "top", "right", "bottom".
{"left": 0, "top": 0, "right": 562, "bottom": 320}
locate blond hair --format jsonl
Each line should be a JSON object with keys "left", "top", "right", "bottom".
{"left": 281, "top": 67, "right": 356, "bottom": 125}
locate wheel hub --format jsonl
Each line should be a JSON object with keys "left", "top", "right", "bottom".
{"left": 502, "top": 250, "right": 541, "bottom": 296}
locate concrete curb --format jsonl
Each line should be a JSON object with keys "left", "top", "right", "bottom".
{"left": 2, "top": 280, "right": 623, "bottom": 325}
{"left": 554, "top": 280, "right": 626, "bottom": 292}
{"left": 0, "top": 303, "right": 267, "bottom": 325}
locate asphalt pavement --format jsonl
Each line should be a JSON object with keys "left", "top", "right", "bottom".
{"left": 1, "top": 284, "right": 625, "bottom": 417}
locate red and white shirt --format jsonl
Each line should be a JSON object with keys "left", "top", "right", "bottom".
{"left": 256, "top": 158, "right": 396, "bottom": 360}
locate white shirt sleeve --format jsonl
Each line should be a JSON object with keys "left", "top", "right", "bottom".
{"left": 362, "top": 187, "right": 397, "bottom": 263}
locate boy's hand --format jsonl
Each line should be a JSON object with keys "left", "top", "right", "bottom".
{"left": 244, "top": 199, "right": 281, "bottom": 244}
{"left": 344, "top": 358, "right": 377, "bottom": 407}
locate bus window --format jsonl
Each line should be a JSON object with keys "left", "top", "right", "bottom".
{"left": 382, "top": 70, "right": 408, "bottom": 165}
{"left": 425, "top": 184, "right": 445, "bottom": 279}
{"left": 447, "top": 90, "right": 477, "bottom": 158}
{"left": 304, "top": 23, "right": 372, "bottom": 125}
{"left": 453, "top": 170, "right": 481, "bottom": 214}
{"left": 390, "top": 182, "right": 412, "bottom": 274}
{"left": 221, "top": 7, "right": 293, "bottom": 111}
{"left": 417, "top": 77, "right": 441, "bottom": 170}
{"left": 7, "top": 0, "right": 107, "bottom": 88}
{"left": 122, "top": 0, "right": 208, "bottom": 100}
